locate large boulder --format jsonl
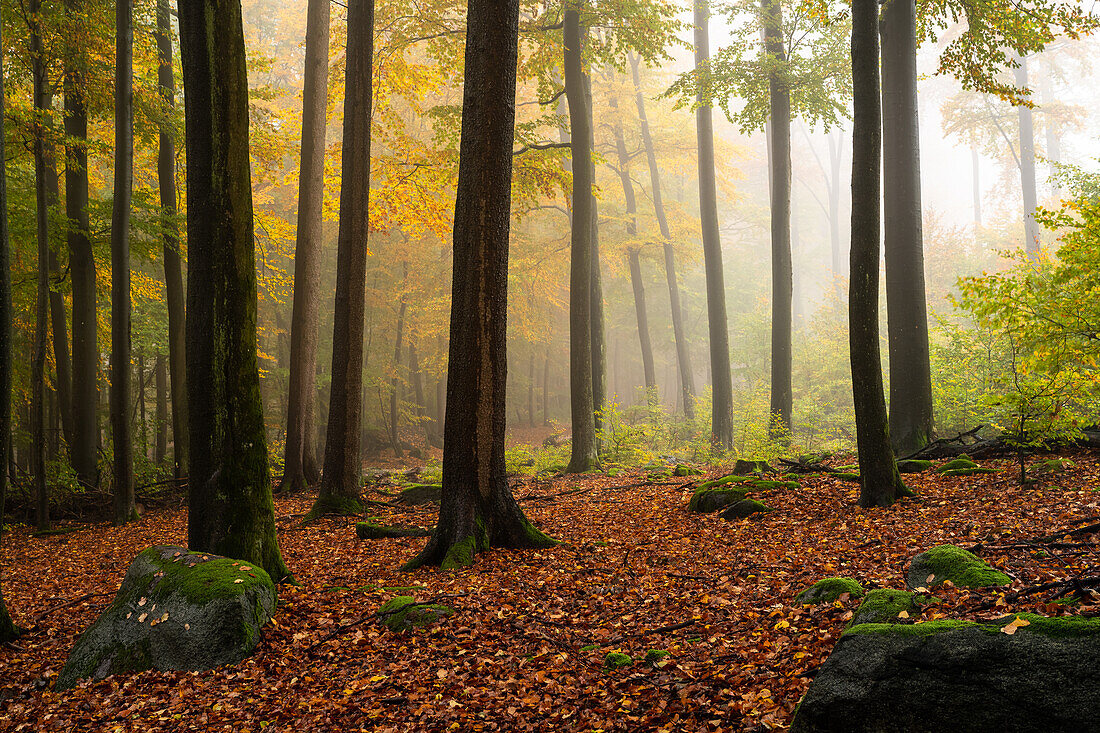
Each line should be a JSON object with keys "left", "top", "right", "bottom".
{"left": 796, "top": 577, "right": 864, "bottom": 605}
{"left": 395, "top": 484, "right": 442, "bottom": 505}
{"left": 906, "top": 544, "right": 1010, "bottom": 590}
{"left": 687, "top": 488, "right": 748, "bottom": 514}
{"left": 791, "top": 614, "right": 1100, "bottom": 733}
{"left": 57, "top": 546, "right": 276, "bottom": 690}
{"left": 848, "top": 589, "right": 927, "bottom": 627}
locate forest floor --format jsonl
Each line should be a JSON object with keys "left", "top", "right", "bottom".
{"left": 2, "top": 450, "right": 1100, "bottom": 732}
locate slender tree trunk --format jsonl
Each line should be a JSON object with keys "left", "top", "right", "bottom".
{"left": 281, "top": 0, "right": 330, "bottom": 491}
{"left": 1041, "top": 62, "right": 1060, "bottom": 200}
{"left": 156, "top": 0, "right": 188, "bottom": 480}
{"left": 972, "top": 146, "right": 982, "bottom": 229}
{"left": 542, "top": 355, "right": 550, "bottom": 425}
{"left": 527, "top": 352, "right": 536, "bottom": 426}
{"left": 1014, "top": 55, "right": 1040, "bottom": 255}
{"left": 155, "top": 353, "right": 167, "bottom": 464}
{"left": 881, "top": 0, "right": 933, "bottom": 455}
{"left": 389, "top": 268, "right": 407, "bottom": 457}
{"left": 111, "top": 0, "right": 136, "bottom": 525}
{"left": 630, "top": 53, "right": 695, "bottom": 418}
{"left": 30, "top": 1, "right": 51, "bottom": 531}
{"left": 850, "top": 0, "right": 904, "bottom": 508}
{"left": 585, "top": 72, "right": 606, "bottom": 447}
{"left": 564, "top": 4, "right": 598, "bottom": 472}
{"left": 404, "top": 0, "right": 554, "bottom": 569}
{"left": 763, "top": 0, "right": 792, "bottom": 437}
{"left": 410, "top": 340, "right": 436, "bottom": 446}
{"left": 63, "top": 0, "right": 97, "bottom": 490}
{"left": 694, "top": 0, "right": 734, "bottom": 448}
{"left": 828, "top": 132, "right": 843, "bottom": 287}
{"left": 179, "top": 0, "right": 290, "bottom": 581}
{"left": 792, "top": 203, "right": 804, "bottom": 326}
{"left": 312, "top": 0, "right": 372, "bottom": 517}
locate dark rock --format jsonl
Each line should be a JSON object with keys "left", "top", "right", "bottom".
{"left": 732, "top": 459, "right": 771, "bottom": 475}
{"left": 791, "top": 614, "right": 1100, "bottom": 733}
{"left": 395, "top": 484, "right": 442, "bottom": 505}
{"left": 378, "top": 595, "right": 453, "bottom": 632}
{"left": 795, "top": 577, "right": 864, "bottom": 604}
{"left": 57, "top": 546, "right": 275, "bottom": 690}
{"left": 719, "top": 499, "right": 772, "bottom": 520}
{"left": 356, "top": 522, "right": 433, "bottom": 540}
{"left": 895, "top": 459, "right": 933, "bottom": 474}
{"left": 687, "top": 488, "right": 748, "bottom": 513}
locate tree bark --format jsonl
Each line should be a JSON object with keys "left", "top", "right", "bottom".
{"left": 542, "top": 354, "right": 550, "bottom": 425}
{"left": 881, "top": 0, "right": 933, "bottom": 456}
{"left": 1014, "top": 55, "right": 1040, "bottom": 255}
{"left": 281, "top": 0, "right": 330, "bottom": 491}
{"left": 630, "top": 53, "right": 695, "bottom": 418}
{"left": 179, "top": 0, "right": 290, "bottom": 582}
{"left": 404, "top": 0, "right": 554, "bottom": 569}
{"left": 312, "top": 0, "right": 372, "bottom": 518}
{"left": 0, "top": 12, "right": 17, "bottom": 641}
{"left": 30, "top": 0, "right": 51, "bottom": 531}
{"left": 155, "top": 353, "right": 167, "bottom": 464}
{"left": 111, "top": 0, "right": 137, "bottom": 525}
{"left": 971, "top": 146, "right": 982, "bottom": 229}
{"left": 763, "top": 0, "right": 792, "bottom": 437}
{"left": 63, "top": 0, "right": 98, "bottom": 490}
{"left": 694, "top": 0, "right": 734, "bottom": 448}
{"left": 850, "top": 0, "right": 905, "bottom": 508}
{"left": 827, "top": 131, "right": 843, "bottom": 287}
{"left": 156, "top": 0, "right": 188, "bottom": 480}
{"left": 585, "top": 71, "right": 606, "bottom": 447}
{"left": 389, "top": 268, "right": 407, "bottom": 457}
{"left": 564, "top": 4, "right": 598, "bottom": 472}
{"left": 527, "top": 352, "right": 536, "bottom": 426}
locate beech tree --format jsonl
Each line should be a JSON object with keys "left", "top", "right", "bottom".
{"left": 405, "top": 0, "right": 555, "bottom": 569}
{"left": 179, "top": 0, "right": 290, "bottom": 581}
{"left": 0, "top": 8, "right": 16, "bottom": 637}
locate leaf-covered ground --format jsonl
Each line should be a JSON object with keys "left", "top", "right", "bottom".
{"left": 3, "top": 452, "right": 1099, "bottom": 732}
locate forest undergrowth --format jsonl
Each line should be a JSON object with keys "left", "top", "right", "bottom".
{"left": 3, "top": 451, "right": 1100, "bottom": 732}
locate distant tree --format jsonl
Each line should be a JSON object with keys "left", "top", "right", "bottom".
{"left": 179, "top": 0, "right": 291, "bottom": 581}
{"left": 849, "top": 0, "right": 906, "bottom": 507}
{"left": 311, "top": 0, "right": 373, "bottom": 519}
{"left": 281, "top": 0, "right": 330, "bottom": 491}
{"left": 405, "top": 0, "right": 555, "bottom": 569}
{"left": 1014, "top": 55, "right": 1041, "bottom": 255}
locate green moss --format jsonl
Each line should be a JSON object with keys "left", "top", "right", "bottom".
{"left": 849, "top": 589, "right": 928, "bottom": 627}
{"left": 521, "top": 519, "right": 558, "bottom": 548}
{"left": 937, "top": 455, "right": 980, "bottom": 472}
{"left": 845, "top": 614, "right": 1100, "bottom": 639}
{"left": 896, "top": 459, "right": 933, "bottom": 474}
{"left": 1036, "top": 458, "right": 1075, "bottom": 472}
{"left": 304, "top": 493, "right": 363, "bottom": 521}
{"left": 941, "top": 467, "right": 995, "bottom": 477}
{"left": 751, "top": 480, "right": 799, "bottom": 490}
{"left": 697, "top": 475, "right": 753, "bottom": 490}
{"left": 912, "top": 544, "right": 1011, "bottom": 588}
{"left": 720, "top": 499, "right": 773, "bottom": 520}
{"left": 796, "top": 577, "right": 865, "bottom": 604}
{"left": 441, "top": 535, "right": 477, "bottom": 571}
{"left": 603, "top": 651, "right": 632, "bottom": 669}
{"left": 733, "top": 459, "right": 771, "bottom": 475}
{"left": 844, "top": 619, "right": 976, "bottom": 637}
{"left": 835, "top": 472, "right": 861, "bottom": 482}
{"left": 377, "top": 595, "right": 454, "bottom": 632}
{"left": 644, "top": 649, "right": 670, "bottom": 663}
{"left": 579, "top": 644, "right": 600, "bottom": 652}
{"left": 141, "top": 548, "right": 274, "bottom": 606}
{"left": 674, "top": 464, "right": 703, "bottom": 476}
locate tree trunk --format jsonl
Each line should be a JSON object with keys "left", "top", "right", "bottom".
{"left": 138, "top": 356, "right": 147, "bottom": 459}
{"left": 850, "top": 0, "right": 904, "bottom": 508}
{"left": 564, "top": 4, "right": 598, "bottom": 472}
{"left": 542, "top": 354, "right": 550, "bottom": 425}
{"left": 630, "top": 53, "right": 695, "bottom": 418}
{"left": 763, "top": 0, "right": 792, "bottom": 437}
{"left": 971, "top": 146, "right": 982, "bottom": 229}
{"left": 30, "top": 1, "right": 51, "bottom": 531}
{"left": 64, "top": 0, "right": 98, "bottom": 490}
{"left": 281, "top": 0, "right": 330, "bottom": 491}
{"left": 311, "top": 0, "right": 372, "bottom": 518}
{"left": 0, "top": 13, "right": 17, "bottom": 641}
{"left": 410, "top": 340, "right": 438, "bottom": 446}
{"left": 1041, "top": 62, "right": 1060, "bottom": 200}
{"left": 179, "top": 0, "right": 291, "bottom": 582}
{"left": 404, "top": 0, "right": 554, "bottom": 569}
{"left": 389, "top": 268, "right": 407, "bottom": 457}
{"left": 155, "top": 353, "right": 167, "bottom": 464}
{"left": 1014, "top": 55, "right": 1040, "bottom": 255}
{"left": 881, "top": 0, "right": 933, "bottom": 456}
{"left": 527, "top": 352, "right": 536, "bottom": 426}
{"left": 156, "top": 0, "right": 188, "bottom": 480}
{"left": 585, "top": 71, "right": 606, "bottom": 447}
{"left": 111, "top": 0, "right": 136, "bottom": 525}
{"left": 828, "top": 131, "right": 843, "bottom": 286}
{"left": 694, "top": 0, "right": 734, "bottom": 448}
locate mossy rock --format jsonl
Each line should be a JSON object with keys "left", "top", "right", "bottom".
{"left": 355, "top": 522, "right": 433, "bottom": 540}
{"left": 57, "top": 546, "right": 276, "bottom": 690}
{"left": 732, "top": 459, "right": 772, "bottom": 475}
{"left": 835, "top": 472, "right": 861, "bottom": 482}
{"left": 604, "top": 651, "right": 633, "bottom": 670}
{"left": 377, "top": 595, "right": 454, "bottom": 632}
{"left": 906, "top": 544, "right": 1011, "bottom": 590}
{"left": 792, "top": 613, "right": 1100, "bottom": 732}
{"left": 687, "top": 488, "right": 748, "bottom": 514}
{"left": 719, "top": 499, "right": 773, "bottom": 520}
{"left": 751, "top": 479, "right": 799, "bottom": 490}
{"left": 936, "top": 455, "right": 979, "bottom": 472}
{"left": 1035, "top": 458, "right": 1075, "bottom": 473}
{"left": 796, "top": 577, "right": 865, "bottom": 604}
{"left": 896, "top": 459, "right": 933, "bottom": 474}
{"left": 696, "top": 474, "right": 753, "bottom": 490}
{"left": 644, "top": 649, "right": 670, "bottom": 664}
{"left": 941, "top": 467, "right": 995, "bottom": 477}
{"left": 395, "top": 484, "right": 442, "bottom": 505}
{"left": 673, "top": 464, "right": 703, "bottom": 477}
{"left": 849, "top": 589, "right": 930, "bottom": 627}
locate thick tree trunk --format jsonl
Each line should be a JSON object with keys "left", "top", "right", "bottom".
{"left": 564, "top": 4, "right": 598, "bottom": 472}
{"left": 0, "top": 16, "right": 16, "bottom": 640}
{"left": 111, "top": 0, "right": 137, "bottom": 525}
{"left": 281, "top": 0, "right": 330, "bottom": 491}
{"left": 404, "top": 0, "right": 554, "bottom": 569}
{"left": 179, "top": 0, "right": 290, "bottom": 582}
{"left": 30, "top": 2, "right": 51, "bottom": 531}
{"left": 156, "top": 0, "right": 188, "bottom": 480}
{"left": 763, "top": 0, "right": 792, "bottom": 437}
{"left": 1014, "top": 56, "right": 1040, "bottom": 255}
{"left": 694, "top": 0, "right": 734, "bottom": 447}
{"left": 881, "top": 0, "right": 933, "bottom": 456}
{"left": 311, "top": 0, "right": 372, "bottom": 518}
{"left": 630, "top": 53, "right": 695, "bottom": 418}
{"left": 155, "top": 353, "right": 167, "bottom": 464}
{"left": 64, "top": 0, "right": 98, "bottom": 490}
{"left": 850, "top": 0, "right": 905, "bottom": 508}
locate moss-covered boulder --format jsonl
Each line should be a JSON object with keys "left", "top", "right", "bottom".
{"left": 604, "top": 651, "right": 633, "bottom": 670}
{"left": 733, "top": 459, "right": 771, "bottom": 475}
{"left": 936, "top": 455, "right": 979, "bottom": 472}
{"left": 791, "top": 614, "right": 1100, "bottom": 733}
{"left": 896, "top": 459, "right": 933, "bottom": 474}
{"left": 906, "top": 544, "right": 1011, "bottom": 590}
{"left": 377, "top": 595, "right": 454, "bottom": 632}
{"left": 696, "top": 474, "right": 752, "bottom": 490}
{"left": 57, "top": 546, "right": 276, "bottom": 690}
{"left": 834, "top": 471, "right": 861, "bottom": 482}
{"left": 674, "top": 464, "right": 703, "bottom": 477}
{"left": 687, "top": 488, "right": 748, "bottom": 514}
{"left": 751, "top": 479, "right": 799, "bottom": 490}
{"left": 796, "top": 577, "right": 865, "bottom": 604}
{"left": 644, "top": 649, "right": 670, "bottom": 664}
{"left": 1035, "top": 458, "right": 1075, "bottom": 473}
{"left": 849, "top": 589, "right": 926, "bottom": 627}
{"left": 395, "top": 483, "right": 442, "bottom": 505}
{"left": 719, "top": 499, "right": 773, "bottom": 520}
{"left": 355, "top": 522, "right": 433, "bottom": 540}
{"left": 940, "top": 466, "right": 995, "bottom": 477}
